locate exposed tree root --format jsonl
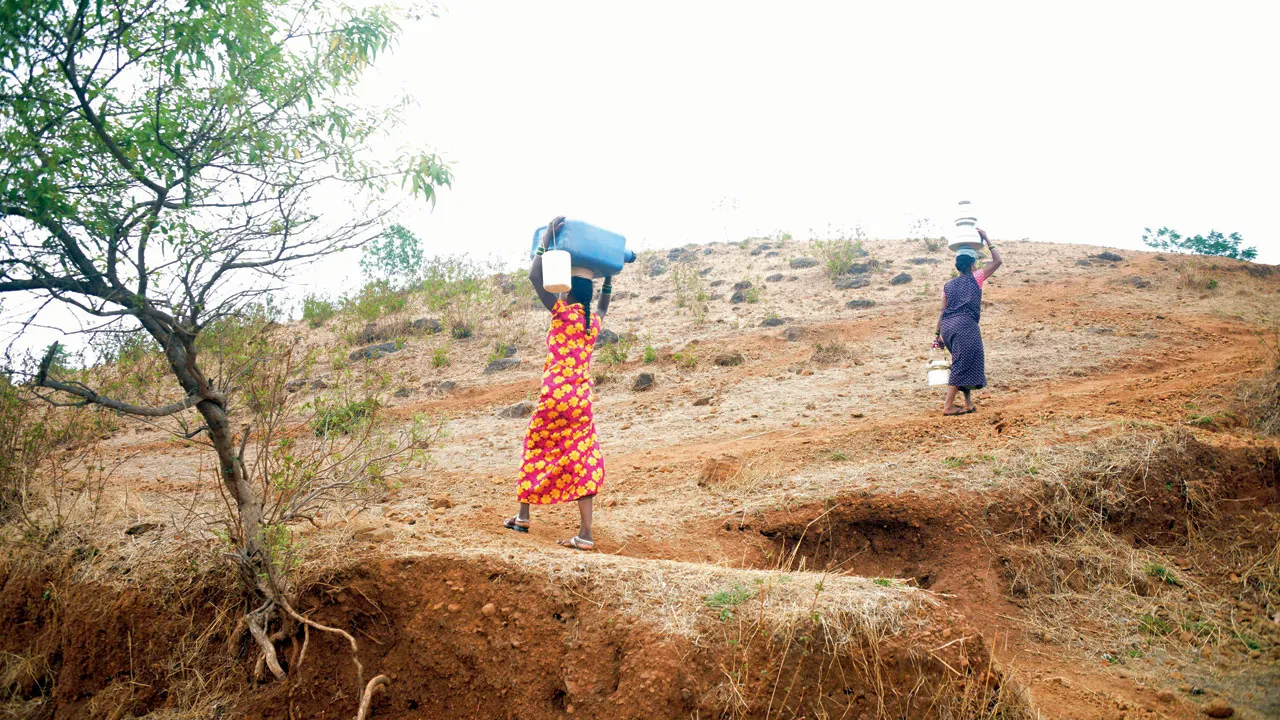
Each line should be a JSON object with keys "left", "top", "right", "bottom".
{"left": 355, "top": 675, "right": 390, "bottom": 720}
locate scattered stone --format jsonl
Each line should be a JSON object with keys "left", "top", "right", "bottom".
{"left": 766, "top": 273, "right": 785, "bottom": 282}
{"left": 714, "top": 352, "right": 745, "bottom": 367}
{"left": 1077, "top": 259, "right": 1092, "bottom": 267}
{"left": 1086, "top": 327, "right": 1114, "bottom": 334}
{"left": 790, "top": 257, "right": 820, "bottom": 269}
{"left": 782, "top": 327, "right": 805, "bottom": 342}
{"left": 889, "top": 272, "right": 913, "bottom": 285}
{"left": 368, "top": 527, "right": 395, "bottom": 542}
{"left": 349, "top": 342, "right": 399, "bottom": 361}
{"left": 1093, "top": 251, "right": 1124, "bottom": 262}
{"left": 667, "top": 247, "right": 688, "bottom": 261}
{"left": 1125, "top": 275, "right": 1152, "bottom": 289}
{"left": 699, "top": 456, "right": 742, "bottom": 485}
{"left": 285, "top": 378, "right": 307, "bottom": 393}
{"left": 598, "top": 329, "right": 620, "bottom": 346}
{"left": 749, "top": 244, "right": 770, "bottom": 256}
{"left": 498, "top": 401, "right": 534, "bottom": 419}
{"left": 447, "top": 603, "right": 461, "bottom": 613}
{"left": 495, "top": 344, "right": 518, "bottom": 358}
{"left": 699, "top": 267, "right": 713, "bottom": 277}
{"left": 845, "top": 262, "right": 875, "bottom": 275}
{"left": 765, "top": 251, "right": 780, "bottom": 257}
{"left": 484, "top": 358, "right": 521, "bottom": 374}
{"left": 704, "top": 247, "right": 714, "bottom": 255}
{"left": 431, "top": 496, "right": 454, "bottom": 509}
{"left": 632, "top": 373, "right": 655, "bottom": 391}
{"left": 423, "top": 380, "right": 458, "bottom": 395}
{"left": 410, "top": 318, "right": 443, "bottom": 334}
{"left": 648, "top": 260, "right": 668, "bottom": 277}
{"left": 730, "top": 290, "right": 748, "bottom": 304}
{"left": 692, "top": 396, "right": 714, "bottom": 407}
{"left": 125, "top": 523, "right": 159, "bottom": 536}
{"left": 393, "top": 387, "right": 413, "bottom": 398}
{"left": 907, "top": 257, "right": 941, "bottom": 265}
{"left": 710, "top": 279, "right": 726, "bottom": 287}
{"left": 309, "top": 378, "right": 330, "bottom": 390}
{"left": 732, "top": 280, "right": 753, "bottom": 291}
{"left": 1203, "top": 699, "right": 1234, "bottom": 718}
{"left": 1156, "top": 690, "right": 1175, "bottom": 703}
{"left": 846, "top": 299, "right": 876, "bottom": 309}
{"left": 481, "top": 602, "right": 497, "bottom": 617}
{"left": 648, "top": 295, "right": 665, "bottom": 303}
{"left": 834, "top": 276, "right": 870, "bottom": 290}
{"left": 760, "top": 317, "right": 787, "bottom": 328}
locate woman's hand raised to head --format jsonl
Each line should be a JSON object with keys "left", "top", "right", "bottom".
{"left": 541, "top": 216, "right": 566, "bottom": 249}
{"left": 977, "top": 228, "right": 990, "bottom": 245}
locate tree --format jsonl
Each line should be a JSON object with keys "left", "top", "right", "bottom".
{"left": 359, "top": 222, "right": 425, "bottom": 288}
{"left": 1142, "top": 227, "right": 1258, "bottom": 261}
{"left": 0, "top": 0, "right": 450, "bottom": 683}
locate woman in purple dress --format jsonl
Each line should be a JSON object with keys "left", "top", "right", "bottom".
{"left": 934, "top": 229, "right": 1003, "bottom": 416}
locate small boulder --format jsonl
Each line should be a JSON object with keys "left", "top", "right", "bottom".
{"left": 729, "top": 290, "right": 748, "bottom": 304}
{"left": 692, "top": 396, "right": 714, "bottom": 407}
{"left": 667, "top": 247, "right": 688, "bottom": 261}
{"left": 1203, "top": 699, "right": 1234, "bottom": 718}
{"left": 749, "top": 244, "right": 770, "bottom": 256}
{"left": 760, "top": 317, "right": 787, "bottom": 328}
{"left": 790, "top": 257, "right": 820, "bottom": 269}
{"left": 766, "top": 273, "right": 785, "bottom": 282}
{"left": 714, "top": 352, "right": 745, "bottom": 367}
{"left": 846, "top": 262, "right": 875, "bottom": 275}
{"left": 710, "top": 280, "right": 726, "bottom": 287}
{"left": 484, "top": 358, "right": 521, "bottom": 374}
{"left": 598, "top": 329, "right": 620, "bottom": 346}
{"left": 782, "top": 327, "right": 805, "bottom": 342}
{"left": 1093, "top": 251, "right": 1123, "bottom": 262}
{"left": 310, "top": 378, "right": 330, "bottom": 390}
{"left": 367, "top": 527, "right": 395, "bottom": 542}
{"left": 732, "top": 280, "right": 753, "bottom": 291}
{"left": 846, "top": 299, "right": 876, "bottom": 309}
{"left": 430, "top": 496, "right": 454, "bottom": 510}
{"left": 423, "top": 380, "right": 458, "bottom": 395}
{"left": 703, "top": 247, "right": 714, "bottom": 255}
{"left": 765, "top": 251, "right": 780, "bottom": 257}
{"left": 393, "top": 387, "right": 413, "bottom": 398}
{"left": 648, "top": 260, "right": 668, "bottom": 277}
{"left": 498, "top": 401, "right": 534, "bottom": 419}
{"left": 285, "top": 378, "right": 307, "bottom": 393}
{"left": 125, "top": 522, "right": 159, "bottom": 536}
{"left": 648, "top": 295, "right": 665, "bottom": 303}
{"left": 834, "top": 276, "right": 870, "bottom": 290}
{"left": 410, "top": 318, "right": 443, "bottom": 334}
{"left": 632, "top": 373, "right": 655, "bottom": 392}
{"left": 907, "top": 257, "right": 941, "bottom": 265}
{"left": 890, "top": 273, "right": 913, "bottom": 285}
{"left": 1077, "top": 259, "right": 1092, "bottom": 267}
{"left": 698, "top": 456, "right": 742, "bottom": 485}
{"left": 349, "top": 342, "right": 399, "bottom": 361}
{"left": 1125, "top": 275, "right": 1152, "bottom": 289}
{"left": 698, "top": 267, "right": 713, "bottom": 277}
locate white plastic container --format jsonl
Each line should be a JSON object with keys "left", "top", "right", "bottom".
{"left": 948, "top": 199, "right": 983, "bottom": 252}
{"left": 542, "top": 248, "right": 573, "bottom": 293}
{"left": 927, "top": 358, "right": 952, "bottom": 386}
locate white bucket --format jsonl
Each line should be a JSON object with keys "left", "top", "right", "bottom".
{"left": 927, "top": 359, "right": 951, "bottom": 386}
{"left": 542, "top": 249, "right": 572, "bottom": 293}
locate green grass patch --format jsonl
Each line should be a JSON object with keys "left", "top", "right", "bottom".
{"left": 1144, "top": 563, "right": 1183, "bottom": 587}
{"left": 312, "top": 398, "right": 380, "bottom": 436}
{"left": 706, "top": 584, "right": 754, "bottom": 621}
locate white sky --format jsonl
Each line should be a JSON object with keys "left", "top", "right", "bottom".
{"left": 300, "top": 0, "right": 1280, "bottom": 290}
{"left": 5, "top": 0, "right": 1279, "bottom": 360}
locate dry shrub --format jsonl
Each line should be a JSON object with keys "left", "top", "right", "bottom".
{"left": 811, "top": 340, "right": 859, "bottom": 366}
{"left": 1237, "top": 323, "right": 1280, "bottom": 435}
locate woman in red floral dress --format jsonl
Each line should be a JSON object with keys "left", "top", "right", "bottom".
{"left": 503, "top": 216, "right": 612, "bottom": 550}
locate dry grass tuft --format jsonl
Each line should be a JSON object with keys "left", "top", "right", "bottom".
{"left": 1236, "top": 322, "right": 1280, "bottom": 435}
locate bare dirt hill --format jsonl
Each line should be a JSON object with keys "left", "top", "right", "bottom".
{"left": 3, "top": 237, "right": 1278, "bottom": 719}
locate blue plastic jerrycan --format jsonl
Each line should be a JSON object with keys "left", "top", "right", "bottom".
{"left": 530, "top": 220, "right": 637, "bottom": 277}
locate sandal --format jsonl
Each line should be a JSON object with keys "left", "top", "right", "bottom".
{"left": 965, "top": 406, "right": 977, "bottom": 414}
{"left": 558, "top": 536, "right": 595, "bottom": 551}
{"left": 503, "top": 516, "right": 530, "bottom": 533}
{"left": 943, "top": 407, "right": 967, "bottom": 416}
